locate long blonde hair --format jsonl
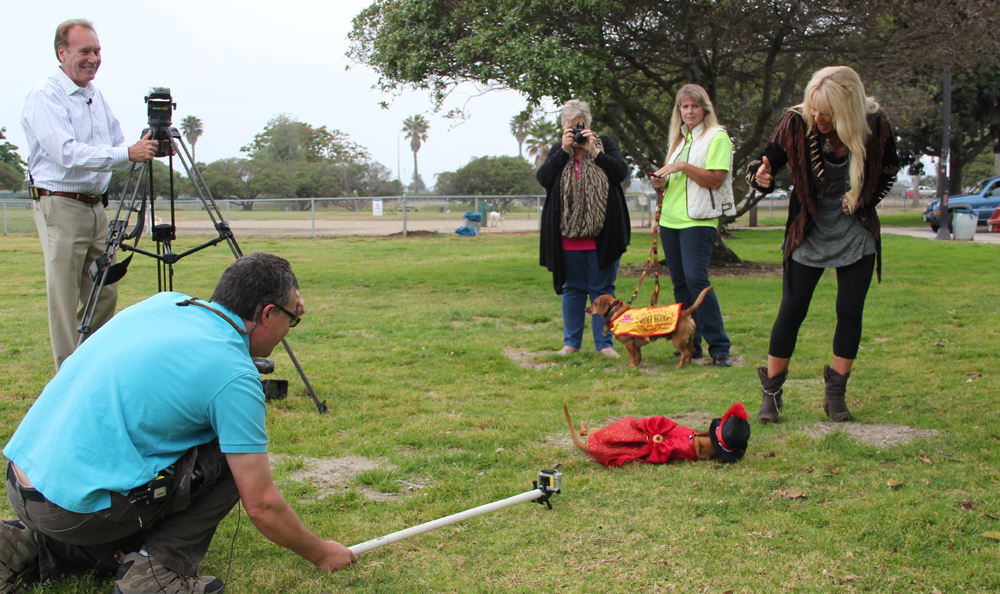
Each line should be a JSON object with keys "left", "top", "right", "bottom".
{"left": 797, "top": 66, "right": 880, "bottom": 211}
{"left": 666, "top": 84, "right": 722, "bottom": 161}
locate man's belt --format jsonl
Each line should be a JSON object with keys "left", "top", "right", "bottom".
{"left": 30, "top": 187, "right": 103, "bottom": 206}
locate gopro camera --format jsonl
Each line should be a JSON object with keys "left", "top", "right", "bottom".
{"left": 537, "top": 469, "right": 562, "bottom": 493}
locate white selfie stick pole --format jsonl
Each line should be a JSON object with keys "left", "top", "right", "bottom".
{"left": 349, "top": 470, "right": 562, "bottom": 556}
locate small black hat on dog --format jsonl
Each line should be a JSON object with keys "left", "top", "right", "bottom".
{"left": 709, "top": 402, "right": 750, "bottom": 463}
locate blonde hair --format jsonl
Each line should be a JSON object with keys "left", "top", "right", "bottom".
{"left": 561, "top": 99, "right": 592, "bottom": 129}
{"left": 54, "top": 19, "right": 96, "bottom": 60}
{"left": 798, "top": 66, "right": 880, "bottom": 211}
{"left": 666, "top": 84, "right": 722, "bottom": 161}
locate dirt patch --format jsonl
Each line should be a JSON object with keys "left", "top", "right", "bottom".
{"left": 802, "top": 423, "right": 941, "bottom": 446}
{"left": 503, "top": 346, "right": 557, "bottom": 369}
{"left": 276, "top": 454, "right": 424, "bottom": 502}
{"left": 619, "top": 261, "right": 782, "bottom": 279}
{"left": 386, "top": 229, "right": 439, "bottom": 238}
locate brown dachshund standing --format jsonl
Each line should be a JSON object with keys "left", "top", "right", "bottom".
{"left": 586, "top": 286, "right": 713, "bottom": 369}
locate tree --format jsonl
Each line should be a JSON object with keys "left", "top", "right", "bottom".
{"left": 242, "top": 114, "right": 369, "bottom": 164}
{"left": 509, "top": 111, "right": 532, "bottom": 158}
{"left": 893, "top": 62, "right": 1000, "bottom": 193}
{"left": 402, "top": 114, "right": 429, "bottom": 192}
{"left": 525, "top": 119, "right": 560, "bottom": 167}
{"left": 180, "top": 116, "right": 203, "bottom": 164}
{"left": 350, "top": 0, "right": 998, "bottom": 216}
{"left": 199, "top": 158, "right": 276, "bottom": 210}
{"left": 0, "top": 127, "right": 26, "bottom": 191}
{"left": 436, "top": 155, "right": 540, "bottom": 208}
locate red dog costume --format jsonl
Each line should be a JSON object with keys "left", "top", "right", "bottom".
{"left": 585, "top": 403, "right": 750, "bottom": 466}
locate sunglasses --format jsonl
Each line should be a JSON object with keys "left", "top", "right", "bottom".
{"left": 271, "top": 303, "right": 301, "bottom": 328}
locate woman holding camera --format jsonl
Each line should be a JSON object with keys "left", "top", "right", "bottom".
{"left": 651, "top": 84, "right": 737, "bottom": 367}
{"left": 539, "top": 99, "right": 631, "bottom": 356}
{"left": 746, "top": 66, "right": 899, "bottom": 423}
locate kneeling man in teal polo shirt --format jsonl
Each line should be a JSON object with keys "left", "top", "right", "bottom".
{"left": 2, "top": 252, "right": 354, "bottom": 594}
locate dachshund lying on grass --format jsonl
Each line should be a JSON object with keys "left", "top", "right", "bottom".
{"left": 564, "top": 402, "right": 750, "bottom": 465}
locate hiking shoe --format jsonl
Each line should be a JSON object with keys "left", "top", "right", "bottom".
{"left": 1, "top": 520, "right": 38, "bottom": 594}
{"left": 712, "top": 353, "right": 733, "bottom": 367}
{"left": 112, "top": 553, "right": 224, "bottom": 594}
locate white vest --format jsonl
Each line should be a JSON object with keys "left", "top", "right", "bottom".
{"left": 666, "top": 123, "right": 737, "bottom": 220}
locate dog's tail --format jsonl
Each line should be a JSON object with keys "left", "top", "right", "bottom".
{"left": 564, "top": 403, "right": 590, "bottom": 455}
{"left": 682, "top": 286, "right": 714, "bottom": 316}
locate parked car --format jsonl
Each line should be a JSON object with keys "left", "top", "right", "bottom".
{"left": 922, "top": 176, "right": 1000, "bottom": 232}
{"left": 905, "top": 186, "right": 935, "bottom": 201}
{"left": 770, "top": 189, "right": 790, "bottom": 200}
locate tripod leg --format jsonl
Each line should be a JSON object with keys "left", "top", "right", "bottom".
{"left": 281, "top": 338, "right": 328, "bottom": 414}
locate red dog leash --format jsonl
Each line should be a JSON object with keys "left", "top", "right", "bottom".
{"left": 626, "top": 175, "right": 666, "bottom": 307}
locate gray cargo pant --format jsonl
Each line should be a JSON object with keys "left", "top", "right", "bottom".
{"left": 6, "top": 440, "right": 239, "bottom": 582}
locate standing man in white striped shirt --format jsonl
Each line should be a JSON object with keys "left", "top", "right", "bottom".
{"left": 22, "top": 19, "right": 160, "bottom": 369}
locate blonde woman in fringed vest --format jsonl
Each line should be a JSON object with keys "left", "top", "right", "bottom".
{"left": 747, "top": 66, "right": 900, "bottom": 424}
{"left": 651, "top": 84, "right": 737, "bottom": 368}
{"left": 538, "top": 100, "right": 631, "bottom": 356}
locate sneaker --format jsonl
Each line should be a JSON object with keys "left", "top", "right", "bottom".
{"left": 597, "top": 347, "right": 620, "bottom": 358}
{"left": 1, "top": 520, "right": 38, "bottom": 594}
{"left": 712, "top": 353, "right": 733, "bottom": 367}
{"left": 556, "top": 346, "right": 579, "bottom": 355}
{"left": 112, "top": 553, "right": 224, "bottom": 594}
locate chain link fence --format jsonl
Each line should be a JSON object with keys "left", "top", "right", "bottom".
{"left": 1, "top": 194, "right": 930, "bottom": 237}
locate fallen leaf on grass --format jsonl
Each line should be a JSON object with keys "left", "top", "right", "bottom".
{"left": 967, "top": 371, "right": 982, "bottom": 379}
{"left": 982, "top": 531, "right": 1000, "bottom": 541}
{"left": 918, "top": 455, "right": 932, "bottom": 464}
{"left": 887, "top": 479, "right": 904, "bottom": 490}
{"left": 774, "top": 488, "right": 806, "bottom": 499}
{"left": 794, "top": 467, "right": 814, "bottom": 473}
{"left": 761, "top": 451, "right": 776, "bottom": 458}
{"left": 984, "top": 513, "right": 999, "bottom": 520}
{"left": 878, "top": 461, "right": 897, "bottom": 468}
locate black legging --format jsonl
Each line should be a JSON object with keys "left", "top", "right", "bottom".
{"left": 768, "top": 254, "right": 876, "bottom": 360}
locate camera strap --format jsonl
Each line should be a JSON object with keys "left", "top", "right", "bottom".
{"left": 176, "top": 298, "right": 250, "bottom": 335}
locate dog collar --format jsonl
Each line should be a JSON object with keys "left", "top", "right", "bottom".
{"left": 602, "top": 300, "right": 625, "bottom": 327}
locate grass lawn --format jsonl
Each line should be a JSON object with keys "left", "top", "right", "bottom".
{"left": 1, "top": 229, "right": 998, "bottom": 593}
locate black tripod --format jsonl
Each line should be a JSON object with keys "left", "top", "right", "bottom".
{"left": 78, "top": 95, "right": 327, "bottom": 414}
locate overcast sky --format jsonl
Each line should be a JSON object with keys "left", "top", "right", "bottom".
{"left": 1, "top": 0, "right": 549, "bottom": 187}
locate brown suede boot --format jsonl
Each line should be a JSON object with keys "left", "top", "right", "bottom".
{"left": 823, "top": 365, "right": 854, "bottom": 422}
{"left": 756, "top": 366, "right": 787, "bottom": 423}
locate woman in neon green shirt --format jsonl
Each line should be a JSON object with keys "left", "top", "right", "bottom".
{"left": 651, "top": 84, "right": 737, "bottom": 367}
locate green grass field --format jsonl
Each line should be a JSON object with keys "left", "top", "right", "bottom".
{"left": 1, "top": 229, "right": 998, "bottom": 593}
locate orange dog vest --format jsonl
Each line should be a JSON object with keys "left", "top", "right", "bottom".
{"left": 609, "top": 303, "right": 682, "bottom": 337}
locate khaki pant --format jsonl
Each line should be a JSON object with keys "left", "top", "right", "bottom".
{"left": 32, "top": 195, "right": 117, "bottom": 369}
{"left": 7, "top": 441, "right": 238, "bottom": 581}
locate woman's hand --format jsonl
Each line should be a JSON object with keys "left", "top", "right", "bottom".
{"left": 841, "top": 196, "right": 856, "bottom": 215}
{"left": 561, "top": 128, "right": 576, "bottom": 154}
{"left": 580, "top": 130, "right": 601, "bottom": 158}
{"left": 755, "top": 156, "right": 773, "bottom": 188}
{"left": 653, "top": 162, "right": 686, "bottom": 179}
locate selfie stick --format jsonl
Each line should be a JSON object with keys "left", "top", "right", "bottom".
{"left": 349, "top": 470, "right": 562, "bottom": 556}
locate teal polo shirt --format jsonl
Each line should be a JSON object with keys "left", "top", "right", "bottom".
{"left": 4, "top": 292, "right": 267, "bottom": 513}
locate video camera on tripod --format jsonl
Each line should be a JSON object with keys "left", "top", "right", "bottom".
{"left": 143, "top": 87, "right": 175, "bottom": 158}
{"left": 76, "top": 86, "right": 328, "bottom": 414}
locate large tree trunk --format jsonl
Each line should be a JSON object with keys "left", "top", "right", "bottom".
{"left": 710, "top": 226, "right": 743, "bottom": 267}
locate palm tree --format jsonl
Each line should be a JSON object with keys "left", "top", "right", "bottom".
{"left": 180, "top": 115, "right": 204, "bottom": 163}
{"left": 402, "top": 115, "right": 430, "bottom": 193}
{"left": 526, "top": 119, "right": 561, "bottom": 167}
{"left": 509, "top": 112, "right": 532, "bottom": 158}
